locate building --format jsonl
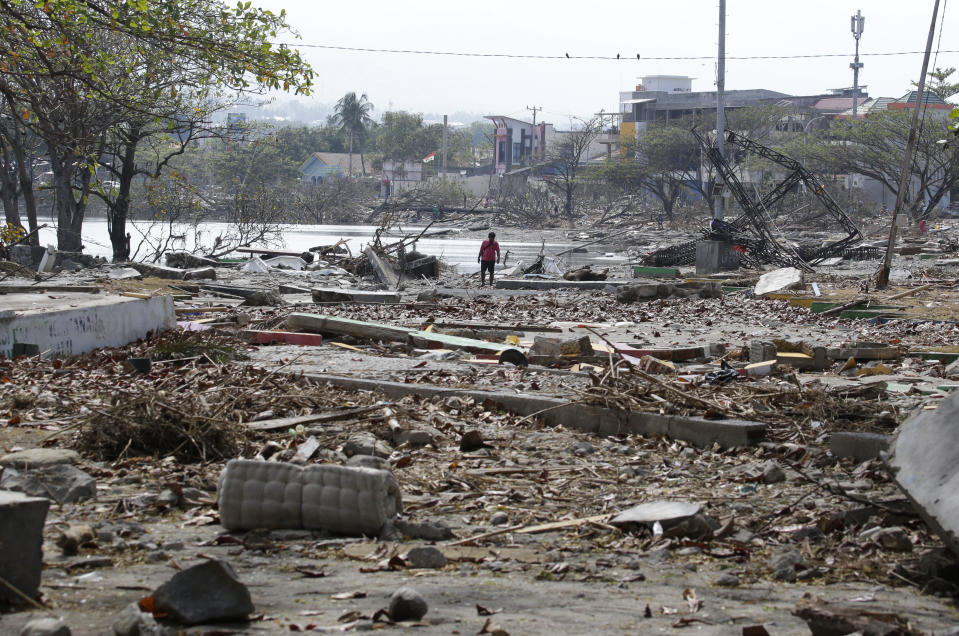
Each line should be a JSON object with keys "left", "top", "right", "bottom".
{"left": 300, "top": 152, "right": 360, "bottom": 183}
{"left": 839, "top": 89, "right": 953, "bottom": 119}
{"left": 486, "top": 116, "right": 552, "bottom": 175}
{"left": 619, "top": 75, "right": 788, "bottom": 145}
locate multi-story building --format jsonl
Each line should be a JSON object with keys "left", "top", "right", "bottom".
{"left": 618, "top": 75, "right": 788, "bottom": 146}
{"left": 486, "top": 116, "right": 552, "bottom": 175}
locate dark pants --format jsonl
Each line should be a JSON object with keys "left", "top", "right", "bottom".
{"left": 480, "top": 260, "right": 495, "bottom": 283}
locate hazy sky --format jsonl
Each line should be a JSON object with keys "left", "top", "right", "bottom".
{"left": 253, "top": 0, "right": 958, "bottom": 124}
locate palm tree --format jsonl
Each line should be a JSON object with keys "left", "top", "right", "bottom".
{"left": 332, "top": 92, "right": 374, "bottom": 176}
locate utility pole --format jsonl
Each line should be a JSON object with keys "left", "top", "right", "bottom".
{"left": 526, "top": 105, "right": 541, "bottom": 165}
{"left": 850, "top": 10, "right": 865, "bottom": 117}
{"left": 714, "top": 0, "right": 726, "bottom": 221}
{"left": 441, "top": 114, "right": 448, "bottom": 176}
{"left": 877, "top": 0, "right": 939, "bottom": 288}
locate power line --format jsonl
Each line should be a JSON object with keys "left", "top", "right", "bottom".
{"left": 277, "top": 42, "right": 959, "bottom": 61}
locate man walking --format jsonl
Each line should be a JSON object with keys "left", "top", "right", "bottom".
{"left": 477, "top": 231, "right": 500, "bottom": 287}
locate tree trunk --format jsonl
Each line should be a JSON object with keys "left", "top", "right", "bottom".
{"left": 50, "top": 147, "right": 89, "bottom": 253}
{"left": 347, "top": 132, "right": 354, "bottom": 176}
{"left": 107, "top": 137, "right": 138, "bottom": 262}
{"left": 0, "top": 143, "right": 22, "bottom": 230}
{"left": 13, "top": 142, "right": 39, "bottom": 246}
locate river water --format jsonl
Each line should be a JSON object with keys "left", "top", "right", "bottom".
{"left": 36, "top": 217, "right": 629, "bottom": 273}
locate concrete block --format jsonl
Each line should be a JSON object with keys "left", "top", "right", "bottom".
{"left": 9, "top": 244, "right": 32, "bottom": 268}
{"left": 0, "top": 464, "right": 96, "bottom": 502}
{"left": 37, "top": 246, "right": 56, "bottom": 274}
{"left": 830, "top": 432, "right": 890, "bottom": 462}
{"left": 311, "top": 288, "right": 401, "bottom": 304}
{"left": 695, "top": 240, "right": 740, "bottom": 275}
{"left": 165, "top": 251, "right": 219, "bottom": 269}
{"left": 152, "top": 559, "right": 253, "bottom": 625}
{"left": 749, "top": 340, "right": 777, "bottom": 363}
{"left": 754, "top": 267, "right": 804, "bottom": 296}
{"left": 888, "top": 391, "right": 959, "bottom": 556}
{"left": 0, "top": 490, "right": 50, "bottom": 601}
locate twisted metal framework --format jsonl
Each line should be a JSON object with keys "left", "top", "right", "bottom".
{"left": 646, "top": 129, "right": 863, "bottom": 271}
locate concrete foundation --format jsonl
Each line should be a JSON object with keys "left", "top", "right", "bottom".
{"left": 695, "top": 240, "right": 740, "bottom": 275}
{"left": 303, "top": 374, "right": 764, "bottom": 449}
{"left": 0, "top": 490, "right": 50, "bottom": 601}
{"left": 0, "top": 293, "right": 175, "bottom": 358}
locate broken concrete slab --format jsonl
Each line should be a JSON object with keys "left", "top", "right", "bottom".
{"left": 311, "top": 288, "right": 401, "bottom": 304}
{"left": 182, "top": 267, "right": 216, "bottom": 281}
{"left": 241, "top": 330, "right": 324, "bottom": 346}
{"left": 0, "top": 293, "right": 175, "bottom": 359}
{"left": 303, "top": 374, "right": 765, "bottom": 449}
{"left": 365, "top": 247, "right": 400, "bottom": 288}
{"left": 151, "top": 559, "right": 254, "bottom": 625}
{"left": 165, "top": 251, "right": 219, "bottom": 269}
{"left": 0, "top": 448, "right": 80, "bottom": 468}
{"left": 830, "top": 431, "right": 890, "bottom": 463}
{"left": 106, "top": 267, "right": 142, "bottom": 281}
{"left": 0, "top": 489, "right": 50, "bottom": 601}
{"left": 127, "top": 262, "right": 186, "bottom": 280}
{"left": 287, "top": 313, "right": 411, "bottom": 343}
{"left": 0, "top": 464, "right": 96, "bottom": 503}
{"left": 834, "top": 342, "right": 901, "bottom": 361}
{"left": 888, "top": 391, "right": 959, "bottom": 556}
{"left": 754, "top": 267, "right": 804, "bottom": 296}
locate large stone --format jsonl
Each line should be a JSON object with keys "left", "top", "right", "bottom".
{"left": 888, "top": 391, "right": 959, "bottom": 556}
{"left": 405, "top": 546, "right": 447, "bottom": 569}
{"left": 0, "top": 448, "right": 80, "bottom": 469}
{"left": 19, "top": 618, "right": 71, "bottom": 636}
{"left": 830, "top": 432, "right": 890, "bottom": 463}
{"left": 151, "top": 559, "right": 253, "bottom": 625}
{"left": 388, "top": 587, "right": 428, "bottom": 621}
{"left": 754, "top": 267, "right": 804, "bottom": 296}
{"left": 0, "top": 490, "right": 50, "bottom": 601}
{"left": 1, "top": 464, "right": 96, "bottom": 503}
{"left": 343, "top": 432, "right": 392, "bottom": 459}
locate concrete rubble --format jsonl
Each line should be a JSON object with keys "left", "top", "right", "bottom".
{"left": 4, "top": 223, "right": 959, "bottom": 634}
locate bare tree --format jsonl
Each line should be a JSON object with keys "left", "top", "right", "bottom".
{"left": 294, "top": 178, "right": 372, "bottom": 225}
{"left": 543, "top": 117, "right": 603, "bottom": 222}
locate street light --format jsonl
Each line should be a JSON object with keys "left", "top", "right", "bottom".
{"left": 850, "top": 10, "right": 865, "bottom": 117}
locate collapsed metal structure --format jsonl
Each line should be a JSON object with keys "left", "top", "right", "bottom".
{"left": 646, "top": 129, "right": 863, "bottom": 271}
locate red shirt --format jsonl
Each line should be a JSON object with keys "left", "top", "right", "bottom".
{"left": 480, "top": 239, "right": 499, "bottom": 261}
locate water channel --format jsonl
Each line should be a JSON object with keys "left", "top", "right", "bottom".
{"left": 36, "top": 217, "right": 631, "bottom": 273}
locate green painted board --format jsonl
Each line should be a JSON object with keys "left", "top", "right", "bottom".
{"left": 911, "top": 351, "right": 959, "bottom": 363}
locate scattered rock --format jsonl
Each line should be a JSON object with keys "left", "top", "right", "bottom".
{"left": 150, "top": 559, "right": 253, "bottom": 625}
{"left": 571, "top": 441, "right": 595, "bottom": 456}
{"left": 55, "top": 524, "right": 95, "bottom": 556}
{"left": 459, "top": 430, "right": 486, "bottom": 452}
{"left": 405, "top": 546, "right": 447, "bottom": 569}
{"left": 610, "top": 501, "right": 711, "bottom": 539}
{"left": 342, "top": 433, "right": 392, "bottom": 459}
{"left": 347, "top": 455, "right": 391, "bottom": 471}
{"left": 19, "top": 618, "right": 71, "bottom": 636}
{"left": 112, "top": 601, "right": 160, "bottom": 636}
{"left": 240, "top": 290, "right": 284, "bottom": 307}
{"left": 388, "top": 586, "right": 428, "bottom": 621}
{"left": 761, "top": 460, "right": 786, "bottom": 484}
{"left": 393, "top": 519, "right": 454, "bottom": 541}
{"left": 490, "top": 511, "right": 509, "bottom": 526}
{"left": 714, "top": 573, "right": 740, "bottom": 587}
{"left": 874, "top": 527, "right": 913, "bottom": 552}
{"left": 769, "top": 545, "right": 804, "bottom": 582}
